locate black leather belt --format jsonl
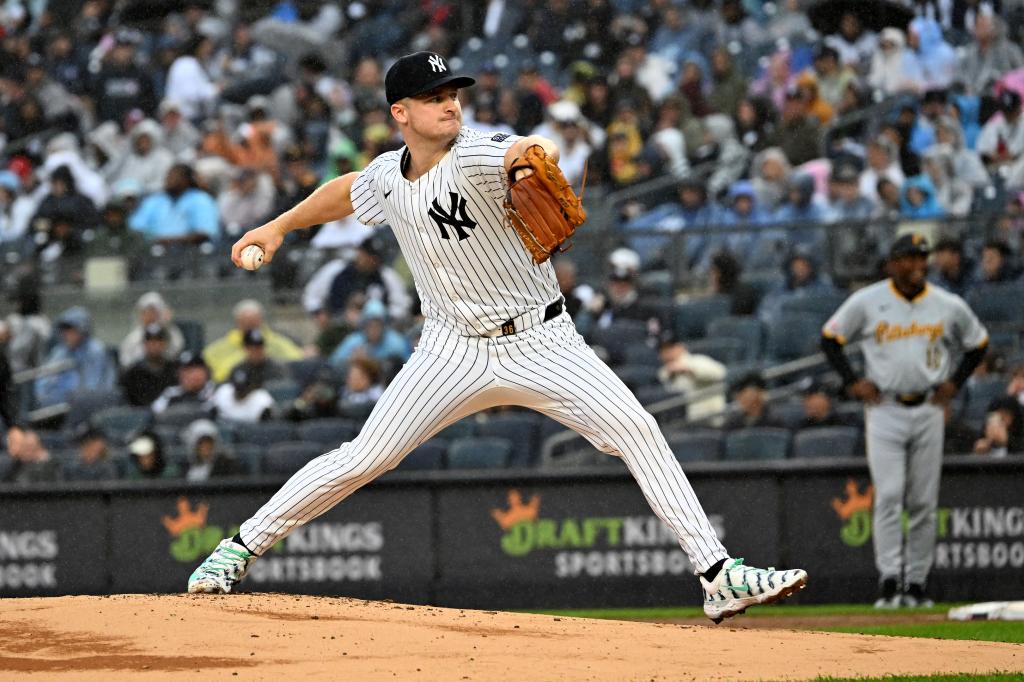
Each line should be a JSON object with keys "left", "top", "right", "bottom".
{"left": 499, "top": 299, "right": 564, "bottom": 336}
{"left": 895, "top": 393, "right": 928, "bottom": 407}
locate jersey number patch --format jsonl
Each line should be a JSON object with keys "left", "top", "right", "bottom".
{"left": 428, "top": 192, "right": 478, "bottom": 241}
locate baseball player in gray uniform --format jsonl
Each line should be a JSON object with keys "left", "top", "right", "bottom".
{"left": 822, "top": 233, "right": 988, "bottom": 608}
{"left": 187, "top": 52, "right": 807, "bottom": 622}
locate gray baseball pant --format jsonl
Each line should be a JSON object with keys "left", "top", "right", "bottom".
{"left": 864, "top": 401, "right": 944, "bottom": 587}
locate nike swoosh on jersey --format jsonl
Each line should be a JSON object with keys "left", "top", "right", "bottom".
{"left": 384, "top": 189, "right": 393, "bottom": 199}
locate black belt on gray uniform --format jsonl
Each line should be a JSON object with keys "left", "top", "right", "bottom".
{"left": 895, "top": 392, "right": 928, "bottom": 407}
{"left": 498, "top": 298, "right": 564, "bottom": 336}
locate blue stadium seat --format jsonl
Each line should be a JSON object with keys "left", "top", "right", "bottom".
{"left": 614, "top": 363, "right": 661, "bottom": 391}
{"left": 438, "top": 419, "right": 476, "bottom": 441}
{"left": 966, "top": 284, "right": 1024, "bottom": 326}
{"left": 399, "top": 439, "right": 448, "bottom": 471}
{"left": 673, "top": 295, "right": 732, "bottom": 340}
{"left": 447, "top": 437, "right": 512, "bottom": 469}
{"left": 338, "top": 400, "right": 376, "bottom": 421}
{"left": 964, "top": 376, "right": 1009, "bottom": 425}
{"left": 771, "top": 401, "right": 807, "bottom": 430}
{"left": 624, "top": 343, "right": 661, "bottom": 367}
{"left": 723, "top": 427, "right": 791, "bottom": 461}
{"left": 232, "top": 421, "right": 297, "bottom": 446}
{"left": 779, "top": 293, "right": 846, "bottom": 325}
{"left": 154, "top": 402, "right": 210, "bottom": 428}
{"left": 92, "top": 405, "right": 153, "bottom": 443}
{"left": 792, "top": 426, "right": 861, "bottom": 458}
{"left": 297, "top": 418, "right": 359, "bottom": 448}
{"left": 260, "top": 441, "right": 324, "bottom": 476}
{"left": 667, "top": 429, "right": 724, "bottom": 462}
{"left": 65, "top": 388, "right": 125, "bottom": 428}
{"left": 286, "top": 358, "right": 333, "bottom": 388}
{"left": 175, "top": 319, "right": 205, "bottom": 355}
{"left": 591, "top": 319, "right": 650, "bottom": 365}
{"left": 766, "top": 312, "right": 825, "bottom": 361}
{"left": 706, "top": 316, "right": 765, "bottom": 360}
{"left": 265, "top": 379, "right": 301, "bottom": 404}
{"left": 635, "top": 384, "right": 676, "bottom": 406}
{"left": 477, "top": 413, "right": 543, "bottom": 467}
{"left": 685, "top": 337, "right": 747, "bottom": 365}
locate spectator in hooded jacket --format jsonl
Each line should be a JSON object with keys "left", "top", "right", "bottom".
{"left": 118, "top": 291, "right": 186, "bottom": 368}
{"left": 182, "top": 419, "right": 244, "bottom": 481}
{"left": 900, "top": 175, "right": 946, "bottom": 219}
{"left": 110, "top": 119, "right": 175, "bottom": 195}
{"left": 758, "top": 250, "right": 837, "bottom": 327}
{"left": 34, "top": 307, "right": 116, "bottom": 409}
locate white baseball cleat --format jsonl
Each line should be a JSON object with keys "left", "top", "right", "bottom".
{"left": 187, "top": 538, "right": 256, "bottom": 594}
{"left": 701, "top": 557, "right": 808, "bottom": 624}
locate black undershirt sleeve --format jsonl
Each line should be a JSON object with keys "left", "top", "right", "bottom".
{"left": 821, "top": 336, "right": 859, "bottom": 387}
{"left": 949, "top": 345, "right": 988, "bottom": 389}
{"left": 0, "top": 354, "right": 20, "bottom": 430}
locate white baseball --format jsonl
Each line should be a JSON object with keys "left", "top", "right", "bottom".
{"left": 240, "top": 245, "right": 265, "bottom": 271}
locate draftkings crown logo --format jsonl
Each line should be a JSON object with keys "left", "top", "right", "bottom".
{"left": 162, "top": 496, "right": 237, "bottom": 563}
{"left": 491, "top": 490, "right": 541, "bottom": 530}
{"left": 832, "top": 479, "right": 874, "bottom": 547}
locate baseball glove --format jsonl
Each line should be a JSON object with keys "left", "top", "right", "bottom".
{"left": 503, "top": 145, "right": 586, "bottom": 264}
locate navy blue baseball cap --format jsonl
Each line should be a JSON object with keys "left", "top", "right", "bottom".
{"left": 890, "top": 233, "right": 930, "bottom": 259}
{"left": 385, "top": 52, "right": 475, "bottom": 105}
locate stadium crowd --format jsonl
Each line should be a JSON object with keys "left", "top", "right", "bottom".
{"left": 2, "top": 0, "right": 1024, "bottom": 483}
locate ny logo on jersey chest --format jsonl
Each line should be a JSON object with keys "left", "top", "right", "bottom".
{"left": 428, "top": 192, "right": 477, "bottom": 241}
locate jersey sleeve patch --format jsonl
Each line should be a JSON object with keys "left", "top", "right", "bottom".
{"left": 491, "top": 133, "right": 510, "bottom": 142}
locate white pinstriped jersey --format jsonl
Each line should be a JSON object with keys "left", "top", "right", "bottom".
{"left": 823, "top": 280, "right": 988, "bottom": 393}
{"left": 349, "top": 127, "right": 562, "bottom": 335}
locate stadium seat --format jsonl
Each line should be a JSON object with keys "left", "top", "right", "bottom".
{"left": 966, "top": 284, "right": 1024, "bottom": 326}
{"left": 447, "top": 437, "right": 512, "bottom": 469}
{"left": 65, "top": 389, "right": 125, "bottom": 428}
{"left": 672, "top": 295, "right": 732, "bottom": 340}
{"left": 667, "top": 429, "right": 724, "bottom": 462}
{"left": 591, "top": 319, "right": 650, "bottom": 365}
{"left": 338, "top": 400, "right": 376, "bottom": 421}
{"left": 399, "top": 439, "right": 448, "bottom": 471}
{"left": 964, "top": 376, "right": 1009, "bottom": 425}
{"left": 92, "top": 405, "right": 152, "bottom": 443}
{"left": 765, "top": 312, "right": 825, "bottom": 362}
{"left": 706, "top": 316, "right": 765, "bottom": 360}
{"left": 265, "top": 379, "right": 301, "bottom": 404}
{"left": 260, "top": 441, "right": 324, "bottom": 476}
{"left": 286, "top": 358, "right": 333, "bottom": 388}
{"left": 792, "top": 426, "right": 861, "bottom": 458}
{"left": 614, "top": 363, "right": 661, "bottom": 391}
{"left": 723, "top": 427, "right": 791, "bottom": 461}
{"left": 779, "top": 294, "right": 846, "bottom": 325}
{"left": 175, "top": 319, "right": 205, "bottom": 354}
{"left": 635, "top": 384, "right": 676, "bottom": 406}
{"left": 685, "top": 337, "right": 747, "bottom": 365}
{"left": 771, "top": 401, "right": 808, "bottom": 430}
{"left": 154, "top": 402, "right": 210, "bottom": 428}
{"left": 624, "top": 343, "right": 661, "bottom": 367}
{"left": 477, "top": 413, "right": 543, "bottom": 467}
{"left": 232, "top": 421, "right": 297, "bottom": 446}
{"left": 297, "top": 418, "right": 359, "bottom": 448}
{"left": 438, "top": 419, "right": 476, "bottom": 441}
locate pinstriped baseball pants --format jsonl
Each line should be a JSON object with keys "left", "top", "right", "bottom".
{"left": 239, "top": 312, "right": 729, "bottom": 573}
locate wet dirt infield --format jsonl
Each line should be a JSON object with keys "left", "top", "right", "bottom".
{"left": 0, "top": 594, "right": 1021, "bottom": 680}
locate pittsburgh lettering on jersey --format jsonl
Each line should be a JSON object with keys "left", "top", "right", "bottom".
{"left": 427, "top": 192, "right": 478, "bottom": 240}
{"left": 874, "top": 321, "right": 944, "bottom": 344}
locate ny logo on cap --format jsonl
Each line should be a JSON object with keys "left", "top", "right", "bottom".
{"left": 427, "top": 54, "right": 447, "bottom": 73}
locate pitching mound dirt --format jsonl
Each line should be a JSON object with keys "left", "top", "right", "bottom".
{"left": 0, "top": 594, "right": 1021, "bottom": 681}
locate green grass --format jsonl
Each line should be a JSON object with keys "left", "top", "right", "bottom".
{"left": 769, "top": 657, "right": 1024, "bottom": 680}
{"left": 529, "top": 603, "right": 953, "bottom": 620}
{"left": 825, "top": 621, "right": 1024, "bottom": 644}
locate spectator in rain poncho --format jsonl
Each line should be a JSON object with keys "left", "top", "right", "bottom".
{"left": 751, "top": 147, "right": 792, "bottom": 214}
{"left": 868, "top": 28, "right": 925, "bottom": 96}
{"left": 921, "top": 146, "right": 974, "bottom": 216}
{"left": 900, "top": 175, "right": 946, "bottom": 219}
{"left": 933, "top": 115, "right": 990, "bottom": 187}
{"left": 34, "top": 307, "right": 116, "bottom": 409}
{"left": 908, "top": 17, "right": 958, "bottom": 90}
{"left": 111, "top": 119, "right": 175, "bottom": 195}
{"left": 182, "top": 419, "right": 244, "bottom": 481}
{"left": 958, "top": 13, "right": 1024, "bottom": 95}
